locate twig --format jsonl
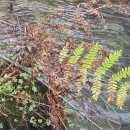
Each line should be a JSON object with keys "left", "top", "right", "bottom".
{"left": 59, "top": 95, "right": 103, "bottom": 130}
{"left": 0, "top": 20, "right": 15, "bottom": 27}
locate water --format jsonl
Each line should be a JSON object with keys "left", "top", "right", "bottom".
{"left": 0, "top": 0, "right": 130, "bottom": 130}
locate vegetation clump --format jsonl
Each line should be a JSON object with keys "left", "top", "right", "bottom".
{"left": 0, "top": 0, "right": 130, "bottom": 130}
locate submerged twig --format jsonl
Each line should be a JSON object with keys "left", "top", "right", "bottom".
{"left": 0, "top": 20, "right": 15, "bottom": 27}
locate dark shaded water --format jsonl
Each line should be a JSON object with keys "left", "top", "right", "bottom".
{"left": 0, "top": 0, "right": 130, "bottom": 130}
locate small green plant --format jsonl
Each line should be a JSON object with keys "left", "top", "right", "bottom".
{"left": 0, "top": 70, "right": 47, "bottom": 129}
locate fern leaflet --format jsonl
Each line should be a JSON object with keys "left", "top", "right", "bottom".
{"left": 116, "top": 82, "right": 130, "bottom": 109}
{"left": 96, "top": 50, "right": 122, "bottom": 74}
{"left": 77, "top": 43, "right": 99, "bottom": 92}
{"left": 67, "top": 42, "right": 84, "bottom": 65}
{"left": 64, "top": 42, "right": 84, "bottom": 81}
{"left": 112, "top": 67, "right": 130, "bottom": 81}
{"left": 107, "top": 66, "right": 130, "bottom": 103}
{"left": 59, "top": 43, "right": 69, "bottom": 63}
{"left": 92, "top": 50, "right": 122, "bottom": 101}
{"left": 107, "top": 78, "right": 117, "bottom": 103}
{"left": 92, "top": 72, "right": 102, "bottom": 101}
{"left": 107, "top": 78, "right": 117, "bottom": 94}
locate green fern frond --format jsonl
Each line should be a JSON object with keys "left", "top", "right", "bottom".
{"left": 80, "top": 43, "right": 99, "bottom": 70}
{"left": 67, "top": 42, "right": 84, "bottom": 65}
{"left": 116, "top": 82, "right": 130, "bottom": 109}
{"left": 64, "top": 42, "right": 84, "bottom": 82}
{"left": 96, "top": 50, "right": 122, "bottom": 74}
{"left": 107, "top": 66, "right": 130, "bottom": 100}
{"left": 92, "top": 50, "right": 122, "bottom": 101}
{"left": 112, "top": 67, "right": 130, "bottom": 81}
{"left": 92, "top": 72, "right": 102, "bottom": 101}
{"left": 77, "top": 43, "right": 99, "bottom": 92}
{"left": 59, "top": 43, "right": 69, "bottom": 63}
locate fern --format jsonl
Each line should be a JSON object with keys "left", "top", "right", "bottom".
{"left": 59, "top": 43, "right": 69, "bottom": 63}
{"left": 64, "top": 42, "right": 85, "bottom": 81}
{"left": 80, "top": 43, "right": 99, "bottom": 70}
{"left": 112, "top": 67, "right": 130, "bottom": 81}
{"left": 116, "top": 82, "right": 130, "bottom": 109}
{"left": 107, "top": 67, "right": 130, "bottom": 103}
{"left": 96, "top": 50, "right": 122, "bottom": 74}
{"left": 107, "top": 78, "right": 117, "bottom": 95}
{"left": 107, "top": 78, "right": 117, "bottom": 103}
{"left": 67, "top": 42, "right": 84, "bottom": 65}
{"left": 77, "top": 43, "right": 99, "bottom": 92}
{"left": 60, "top": 41, "right": 129, "bottom": 108}
{"left": 92, "top": 72, "right": 102, "bottom": 101}
{"left": 92, "top": 50, "right": 122, "bottom": 101}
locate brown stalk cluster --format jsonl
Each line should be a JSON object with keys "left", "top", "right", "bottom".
{"left": 14, "top": 15, "right": 69, "bottom": 130}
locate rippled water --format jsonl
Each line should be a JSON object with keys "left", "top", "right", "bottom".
{"left": 0, "top": 0, "right": 130, "bottom": 130}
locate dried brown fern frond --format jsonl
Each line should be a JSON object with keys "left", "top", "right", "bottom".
{"left": 77, "top": 1, "right": 105, "bottom": 23}
{"left": 47, "top": 92, "right": 66, "bottom": 130}
{"left": 75, "top": 0, "right": 130, "bottom": 35}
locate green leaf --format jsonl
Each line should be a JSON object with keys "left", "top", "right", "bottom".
{"left": 32, "top": 83, "right": 37, "bottom": 92}
{"left": 32, "top": 86, "right": 37, "bottom": 92}
{"left": 18, "top": 79, "right": 23, "bottom": 84}
{"left": 0, "top": 123, "right": 3, "bottom": 129}
{"left": 46, "top": 119, "right": 51, "bottom": 126}
{"left": 4, "top": 74, "right": 8, "bottom": 79}
{"left": 19, "top": 107, "right": 23, "bottom": 111}
{"left": 38, "top": 119, "right": 43, "bottom": 123}
{"left": 29, "top": 105, "right": 34, "bottom": 111}
{"left": 68, "top": 42, "right": 84, "bottom": 65}
{"left": 24, "top": 85, "right": 29, "bottom": 89}
{"left": 59, "top": 43, "right": 69, "bottom": 63}
{"left": 1, "top": 98, "right": 5, "bottom": 102}
{"left": 22, "top": 100, "right": 28, "bottom": 105}
{"left": 21, "top": 73, "right": 29, "bottom": 79}
{"left": 30, "top": 116, "right": 36, "bottom": 125}
{"left": 14, "top": 119, "right": 18, "bottom": 122}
